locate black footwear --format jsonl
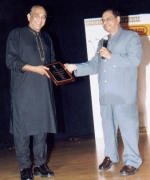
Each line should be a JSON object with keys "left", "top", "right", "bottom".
{"left": 34, "top": 164, "right": 54, "bottom": 177}
{"left": 99, "top": 156, "right": 117, "bottom": 171}
{"left": 20, "top": 168, "right": 33, "bottom": 180}
{"left": 120, "top": 165, "right": 138, "bottom": 176}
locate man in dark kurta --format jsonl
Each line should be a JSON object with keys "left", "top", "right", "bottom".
{"left": 6, "top": 5, "right": 56, "bottom": 180}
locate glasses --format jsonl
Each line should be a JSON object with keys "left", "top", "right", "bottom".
{"left": 30, "top": 13, "right": 47, "bottom": 21}
{"left": 101, "top": 17, "right": 116, "bottom": 24}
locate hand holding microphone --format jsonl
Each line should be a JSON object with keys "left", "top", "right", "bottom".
{"left": 98, "top": 35, "right": 111, "bottom": 59}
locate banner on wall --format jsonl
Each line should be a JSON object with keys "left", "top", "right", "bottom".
{"left": 84, "top": 14, "right": 150, "bottom": 139}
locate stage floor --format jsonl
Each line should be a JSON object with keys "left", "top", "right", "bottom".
{"left": 0, "top": 134, "right": 149, "bottom": 180}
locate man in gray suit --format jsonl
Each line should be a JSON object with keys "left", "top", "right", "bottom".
{"left": 65, "top": 9, "right": 142, "bottom": 176}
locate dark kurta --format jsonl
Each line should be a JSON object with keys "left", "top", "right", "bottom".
{"left": 6, "top": 27, "right": 57, "bottom": 136}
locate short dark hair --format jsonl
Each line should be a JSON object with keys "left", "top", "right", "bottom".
{"left": 102, "top": 9, "right": 121, "bottom": 17}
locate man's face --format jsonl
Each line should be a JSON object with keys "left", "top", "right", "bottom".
{"left": 102, "top": 10, "right": 120, "bottom": 35}
{"left": 27, "top": 6, "right": 47, "bottom": 32}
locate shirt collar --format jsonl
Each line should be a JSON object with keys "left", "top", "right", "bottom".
{"left": 108, "top": 27, "right": 122, "bottom": 40}
{"left": 27, "top": 26, "right": 41, "bottom": 35}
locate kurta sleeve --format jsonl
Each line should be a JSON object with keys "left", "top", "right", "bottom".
{"left": 6, "top": 29, "right": 27, "bottom": 72}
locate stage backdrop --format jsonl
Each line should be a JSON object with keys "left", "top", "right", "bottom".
{"left": 84, "top": 14, "right": 150, "bottom": 139}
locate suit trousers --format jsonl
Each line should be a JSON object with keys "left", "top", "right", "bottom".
{"left": 100, "top": 103, "right": 142, "bottom": 168}
{"left": 14, "top": 133, "right": 47, "bottom": 170}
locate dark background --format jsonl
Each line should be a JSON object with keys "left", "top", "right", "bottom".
{"left": 0, "top": 0, "right": 150, "bottom": 147}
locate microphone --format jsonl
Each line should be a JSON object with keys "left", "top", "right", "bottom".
{"left": 102, "top": 35, "right": 108, "bottom": 59}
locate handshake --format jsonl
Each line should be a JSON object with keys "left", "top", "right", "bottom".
{"left": 64, "top": 64, "right": 77, "bottom": 73}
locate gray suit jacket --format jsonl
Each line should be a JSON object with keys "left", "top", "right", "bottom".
{"left": 74, "top": 28, "right": 142, "bottom": 105}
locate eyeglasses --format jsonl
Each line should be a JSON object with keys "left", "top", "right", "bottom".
{"left": 101, "top": 17, "right": 116, "bottom": 24}
{"left": 30, "top": 13, "right": 47, "bottom": 21}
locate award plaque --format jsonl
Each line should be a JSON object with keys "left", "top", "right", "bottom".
{"left": 45, "top": 62, "right": 75, "bottom": 86}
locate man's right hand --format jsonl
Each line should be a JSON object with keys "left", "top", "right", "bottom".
{"left": 22, "top": 64, "right": 50, "bottom": 78}
{"left": 64, "top": 63, "right": 77, "bottom": 73}
{"left": 33, "top": 65, "right": 50, "bottom": 78}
